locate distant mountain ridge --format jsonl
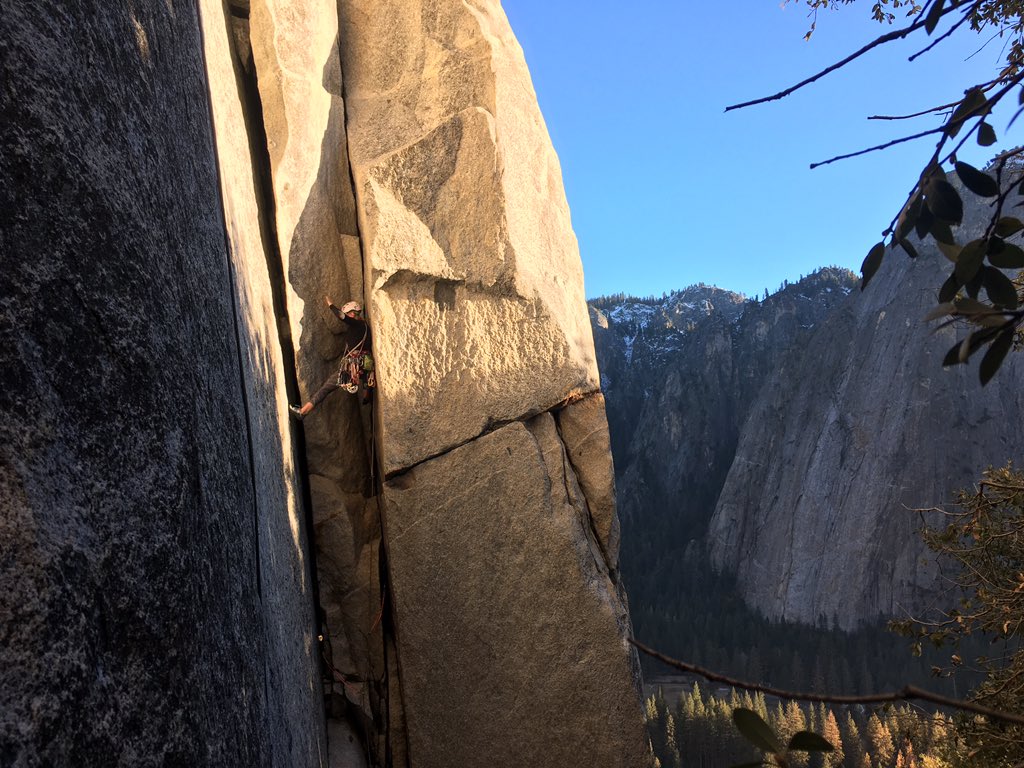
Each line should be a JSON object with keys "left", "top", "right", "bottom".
{"left": 590, "top": 255, "right": 1023, "bottom": 629}
{"left": 590, "top": 267, "right": 857, "bottom": 613}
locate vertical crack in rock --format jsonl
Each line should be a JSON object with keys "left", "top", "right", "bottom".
{"left": 197, "top": 2, "right": 265, "bottom": 608}
{"left": 220, "top": 0, "right": 326, "bottom": 646}
{"left": 330, "top": 16, "right": 410, "bottom": 768}
{"left": 331, "top": 1, "right": 648, "bottom": 763}
{"left": 197, "top": 0, "right": 329, "bottom": 764}
{"left": 244, "top": 1, "right": 393, "bottom": 765}
{"left": 216, "top": 0, "right": 326, "bottom": 696}
{"left": 553, "top": 392, "right": 622, "bottom": 574}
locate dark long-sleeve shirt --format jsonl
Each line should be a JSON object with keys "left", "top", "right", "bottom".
{"left": 329, "top": 304, "right": 371, "bottom": 353}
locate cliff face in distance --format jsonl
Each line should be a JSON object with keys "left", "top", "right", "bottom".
{"left": 592, "top": 271, "right": 857, "bottom": 601}
{"left": 708, "top": 243, "right": 1024, "bottom": 628}
{"left": 3, "top": 1, "right": 646, "bottom": 766}
{"left": 594, "top": 217, "right": 1023, "bottom": 630}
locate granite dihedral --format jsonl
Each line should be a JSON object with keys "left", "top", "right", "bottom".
{"left": 336, "top": 0, "right": 601, "bottom": 477}
{"left": 331, "top": 1, "right": 647, "bottom": 763}
{"left": 248, "top": 2, "right": 385, "bottom": 761}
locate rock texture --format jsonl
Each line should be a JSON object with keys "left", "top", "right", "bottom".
{"left": 591, "top": 272, "right": 856, "bottom": 604}
{"left": 246, "top": 1, "right": 385, "bottom": 761}
{"left": 1, "top": 1, "right": 323, "bottom": 765}
{"left": 382, "top": 418, "right": 646, "bottom": 768}
{"left": 3, "top": 1, "right": 645, "bottom": 765}
{"left": 708, "top": 247, "right": 1024, "bottom": 628}
{"left": 332, "top": 0, "right": 648, "bottom": 764}
{"left": 337, "top": 0, "right": 600, "bottom": 476}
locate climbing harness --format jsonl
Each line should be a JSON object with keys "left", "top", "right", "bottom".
{"left": 336, "top": 322, "right": 375, "bottom": 396}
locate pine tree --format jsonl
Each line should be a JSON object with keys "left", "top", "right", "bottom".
{"left": 781, "top": 700, "right": 809, "bottom": 768}
{"left": 842, "top": 711, "right": 867, "bottom": 768}
{"left": 866, "top": 713, "right": 895, "bottom": 768}
{"left": 752, "top": 691, "right": 769, "bottom": 722}
{"left": 645, "top": 695, "right": 659, "bottom": 723}
{"left": 664, "top": 712, "right": 681, "bottom": 768}
{"left": 821, "top": 709, "right": 844, "bottom": 768}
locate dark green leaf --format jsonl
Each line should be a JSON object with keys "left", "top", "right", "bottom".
{"left": 987, "top": 236, "right": 1005, "bottom": 255}
{"left": 994, "top": 216, "right": 1024, "bottom": 237}
{"left": 897, "top": 195, "right": 923, "bottom": 242}
{"left": 938, "top": 271, "right": 960, "bottom": 302}
{"left": 861, "top": 242, "right": 885, "bottom": 290}
{"left": 943, "top": 340, "right": 966, "bottom": 367}
{"left": 989, "top": 243, "right": 1024, "bottom": 269}
{"left": 732, "top": 708, "right": 782, "bottom": 754}
{"left": 930, "top": 219, "right": 955, "bottom": 245}
{"left": 966, "top": 270, "right": 984, "bottom": 299}
{"left": 926, "top": 178, "right": 963, "bottom": 224}
{"left": 983, "top": 267, "right": 1019, "bottom": 308}
{"left": 915, "top": 205, "right": 935, "bottom": 240}
{"left": 955, "top": 239, "right": 986, "bottom": 284}
{"left": 899, "top": 238, "right": 920, "bottom": 259}
{"left": 946, "top": 88, "right": 988, "bottom": 137}
{"left": 978, "top": 122, "right": 997, "bottom": 147}
{"left": 924, "top": 0, "right": 945, "bottom": 33}
{"left": 955, "top": 161, "right": 999, "bottom": 197}
{"left": 788, "top": 731, "right": 835, "bottom": 753}
{"left": 937, "top": 240, "right": 961, "bottom": 262}
{"left": 980, "top": 328, "right": 1015, "bottom": 385}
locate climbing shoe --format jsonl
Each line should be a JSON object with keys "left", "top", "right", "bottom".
{"left": 288, "top": 405, "right": 305, "bottom": 421}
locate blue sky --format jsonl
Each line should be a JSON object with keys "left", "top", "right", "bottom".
{"left": 503, "top": 2, "right": 1016, "bottom": 299}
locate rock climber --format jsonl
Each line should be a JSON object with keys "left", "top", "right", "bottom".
{"left": 289, "top": 296, "right": 375, "bottom": 420}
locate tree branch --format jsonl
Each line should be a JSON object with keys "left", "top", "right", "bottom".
{"left": 629, "top": 637, "right": 1024, "bottom": 726}
{"left": 868, "top": 74, "right": 1001, "bottom": 120}
{"left": 908, "top": 2, "right": 978, "bottom": 62}
{"left": 979, "top": 479, "right": 1024, "bottom": 492}
{"left": 810, "top": 127, "right": 944, "bottom": 168}
{"left": 868, "top": 99, "right": 964, "bottom": 120}
{"left": 724, "top": 1, "right": 968, "bottom": 112}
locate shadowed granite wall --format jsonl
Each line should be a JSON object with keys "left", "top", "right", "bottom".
{"left": 1, "top": 1, "right": 325, "bottom": 764}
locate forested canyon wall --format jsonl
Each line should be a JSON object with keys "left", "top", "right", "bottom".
{"left": 2, "top": 1, "right": 645, "bottom": 766}
{"left": 597, "top": 215, "right": 1024, "bottom": 632}
{"left": 708, "top": 231, "right": 1024, "bottom": 628}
